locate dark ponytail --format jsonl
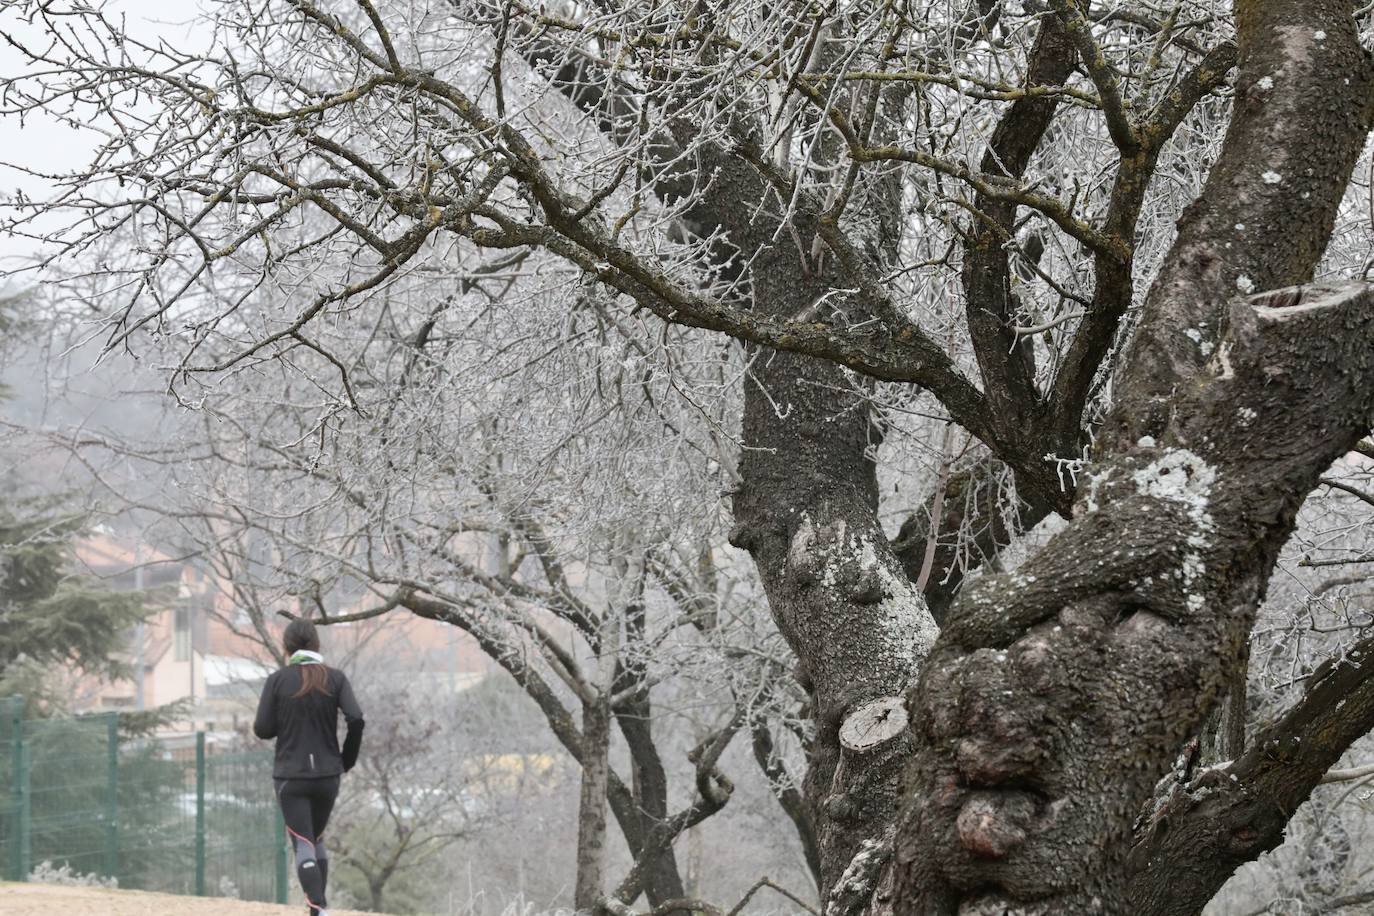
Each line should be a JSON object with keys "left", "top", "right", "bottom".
{"left": 283, "top": 618, "right": 330, "bottom": 698}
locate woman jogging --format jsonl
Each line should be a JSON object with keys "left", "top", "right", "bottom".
{"left": 254, "top": 618, "right": 365, "bottom": 916}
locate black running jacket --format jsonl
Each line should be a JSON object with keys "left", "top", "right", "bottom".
{"left": 253, "top": 665, "right": 365, "bottom": 779}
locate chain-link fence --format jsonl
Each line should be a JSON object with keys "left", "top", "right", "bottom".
{"left": 0, "top": 696, "right": 287, "bottom": 902}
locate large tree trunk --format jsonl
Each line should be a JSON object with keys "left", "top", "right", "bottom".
{"left": 892, "top": 1, "right": 1374, "bottom": 907}
{"left": 730, "top": 246, "right": 939, "bottom": 911}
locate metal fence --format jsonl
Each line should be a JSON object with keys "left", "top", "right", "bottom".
{"left": 0, "top": 696, "right": 287, "bottom": 902}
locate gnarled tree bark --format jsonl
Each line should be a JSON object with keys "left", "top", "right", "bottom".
{"left": 896, "top": 280, "right": 1374, "bottom": 914}
{"left": 892, "top": 0, "right": 1374, "bottom": 907}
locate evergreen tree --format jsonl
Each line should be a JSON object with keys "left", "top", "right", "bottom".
{"left": 0, "top": 507, "right": 149, "bottom": 714}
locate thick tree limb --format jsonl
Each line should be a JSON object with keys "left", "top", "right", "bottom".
{"left": 962, "top": 17, "right": 1075, "bottom": 431}
{"left": 1107, "top": 0, "right": 1374, "bottom": 448}
{"left": 1126, "top": 629, "right": 1374, "bottom": 916}
{"left": 1047, "top": 38, "right": 1238, "bottom": 447}
{"left": 1045, "top": 0, "right": 1140, "bottom": 154}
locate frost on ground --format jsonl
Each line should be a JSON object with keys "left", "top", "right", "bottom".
{"left": 0, "top": 882, "right": 373, "bottom": 916}
{"left": 28, "top": 860, "right": 118, "bottom": 889}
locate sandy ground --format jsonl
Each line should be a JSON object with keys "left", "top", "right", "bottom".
{"left": 0, "top": 882, "right": 375, "bottom": 915}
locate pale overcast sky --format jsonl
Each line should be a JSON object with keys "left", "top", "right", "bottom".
{"left": 0, "top": 2, "right": 204, "bottom": 450}
{"left": 0, "top": 0, "right": 205, "bottom": 268}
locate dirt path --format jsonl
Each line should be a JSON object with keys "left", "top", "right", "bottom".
{"left": 0, "top": 882, "right": 376, "bottom": 915}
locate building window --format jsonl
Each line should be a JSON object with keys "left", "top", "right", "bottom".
{"left": 175, "top": 606, "right": 191, "bottom": 662}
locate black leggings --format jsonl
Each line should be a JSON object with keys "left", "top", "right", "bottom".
{"left": 275, "top": 776, "right": 340, "bottom": 912}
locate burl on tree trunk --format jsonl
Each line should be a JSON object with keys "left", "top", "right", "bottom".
{"left": 894, "top": 281, "right": 1374, "bottom": 914}
{"left": 891, "top": 2, "right": 1374, "bottom": 911}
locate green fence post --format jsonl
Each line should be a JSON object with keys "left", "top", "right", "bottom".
{"left": 194, "top": 731, "right": 206, "bottom": 896}
{"left": 15, "top": 742, "right": 30, "bottom": 881}
{"left": 104, "top": 713, "right": 119, "bottom": 880}
{"left": 6, "top": 697, "right": 21, "bottom": 882}
{"left": 275, "top": 804, "right": 288, "bottom": 903}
